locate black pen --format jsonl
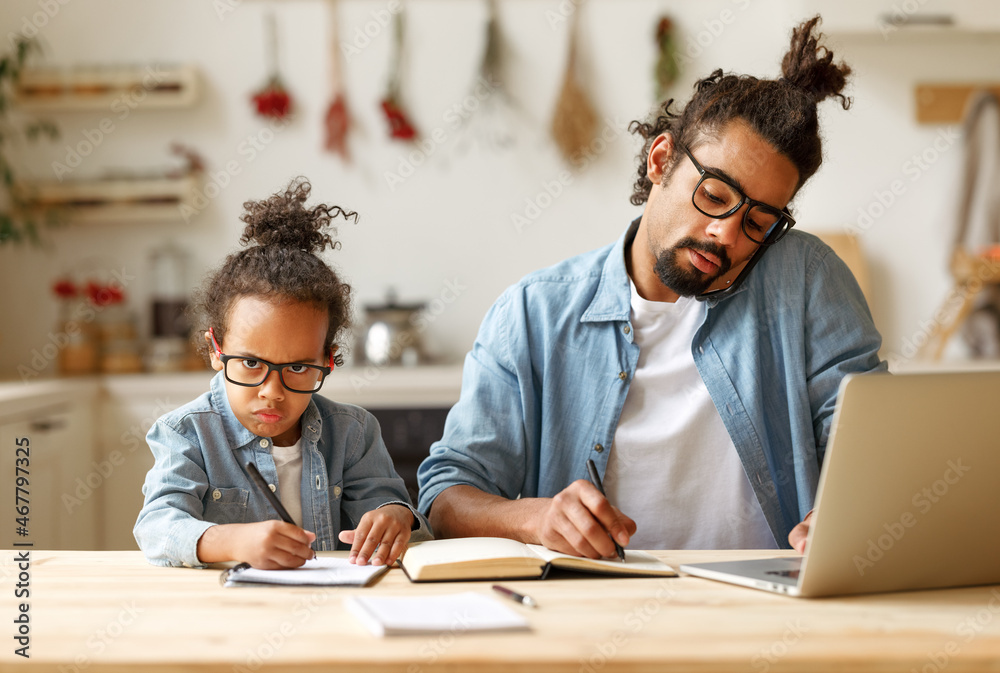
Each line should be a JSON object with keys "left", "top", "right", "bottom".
{"left": 246, "top": 461, "right": 296, "bottom": 525}
{"left": 492, "top": 584, "right": 538, "bottom": 608}
{"left": 585, "top": 458, "right": 627, "bottom": 562}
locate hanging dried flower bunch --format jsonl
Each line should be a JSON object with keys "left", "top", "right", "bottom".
{"left": 654, "top": 16, "right": 681, "bottom": 101}
{"left": 251, "top": 12, "right": 294, "bottom": 120}
{"left": 379, "top": 5, "right": 418, "bottom": 141}
{"left": 452, "top": 0, "right": 519, "bottom": 154}
{"left": 550, "top": 3, "right": 598, "bottom": 165}
{"left": 324, "top": 0, "right": 351, "bottom": 158}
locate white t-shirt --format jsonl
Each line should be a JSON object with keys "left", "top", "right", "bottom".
{"left": 272, "top": 438, "right": 304, "bottom": 528}
{"left": 604, "top": 280, "right": 777, "bottom": 550}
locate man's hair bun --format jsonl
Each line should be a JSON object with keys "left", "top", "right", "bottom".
{"left": 780, "top": 15, "right": 852, "bottom": 110}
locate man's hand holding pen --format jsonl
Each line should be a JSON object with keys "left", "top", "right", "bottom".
{"left": 532, "top": 480, "right": 636, "bottom": 560}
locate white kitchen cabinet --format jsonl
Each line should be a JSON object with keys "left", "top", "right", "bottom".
{"left": 98, "top": 372, "right": 213, "bottom": 550}
{"left": 0, "top": 381, "right": 101, "bottom": 550}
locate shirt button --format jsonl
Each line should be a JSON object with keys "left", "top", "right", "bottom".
{"left": 259, "top": 439, "right": 269, "bottom": 448}
{"left": 594, "top": 444, "right": 604, "bottom": 453}
{"left": 212, "top": 489, "right": 221, "bottom": 501}
{"left": 623, "top": 325, "right": 631, "bottom": 335}
{"left": 618, "top": 371, "right": 628, "bottom": 381}
{"left": 268, "top": 484, "right": 276, "bottom": 492}
{"left": 333, "top": 485, "right": 342, "bottom": 497}
{"left": 698, "top": 346, "right": 704, "bottom": 355}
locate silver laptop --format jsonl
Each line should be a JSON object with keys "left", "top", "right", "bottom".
{"left": 680, "top": 370, "right": 1000, "bottom": 598}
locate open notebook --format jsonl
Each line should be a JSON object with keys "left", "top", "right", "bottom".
{"left": 399, "top": 537, "right": 676, "bottom": 582}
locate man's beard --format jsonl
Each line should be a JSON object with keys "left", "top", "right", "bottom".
{"left": 653, "top": 236, "right": 732, "bottom": 297}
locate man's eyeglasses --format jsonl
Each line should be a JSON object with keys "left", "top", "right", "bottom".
{"left": 681, "top": 145, "right": 795, "bottom": 245}
{"left": 209, "top": 327, "right": 333, "bottom": 394}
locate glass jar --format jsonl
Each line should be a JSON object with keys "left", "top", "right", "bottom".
{"left": 57, "top": 301, "right": 99, "bottom": 376}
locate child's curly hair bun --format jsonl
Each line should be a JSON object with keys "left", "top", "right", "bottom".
{"left": 239, "top": 177, "right": 358, "bottom": 254}
{"left": 192, "top": 176, "right": 357, "bottom": 366}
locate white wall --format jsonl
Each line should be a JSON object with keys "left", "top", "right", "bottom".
{"left": 1, "top": 0, "right": 996, "bottom": 379}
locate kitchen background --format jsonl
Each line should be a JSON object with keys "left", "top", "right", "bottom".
{"left": 1, "top": 0, "right": 999, "bottom": 550}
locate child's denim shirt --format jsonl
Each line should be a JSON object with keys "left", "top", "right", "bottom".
{"left": 135, "top": 372, "right": 431, "bottom": 567}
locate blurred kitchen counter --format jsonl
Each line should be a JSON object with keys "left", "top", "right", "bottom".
{"left": 0, "top": 365, "right": 463, "bottom": 551}
{"left": 0, "top": 363, "right": 464, "bottom": 409}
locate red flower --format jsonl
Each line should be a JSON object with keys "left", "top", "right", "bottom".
{"left": 85, "top": 281, "right": 124, "bottom": 307}
{"left": 657, "top": 17, "right": 673, "bottom": 39}
{"left": 52, "top": 278, "right": 77, "bottom": 299}
{"left": 381, "top": 99, "right": 418, "bottom": 141}
{"left": 252, "top": 78, "right": 293, "bottom": 119}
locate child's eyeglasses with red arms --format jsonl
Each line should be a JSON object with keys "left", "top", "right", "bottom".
{"left": 209, "top": 327, "right": 333, "bottom": 393}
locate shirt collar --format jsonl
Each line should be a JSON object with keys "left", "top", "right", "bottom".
{"left": 210, "top": 371, "right": 323, "bottom": 450}
{"left": 581, "top": 218, "right": 640, "bottom": 323}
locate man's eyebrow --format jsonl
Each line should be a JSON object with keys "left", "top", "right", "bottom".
{"left": 702, "top": 161, "right": 787, "bottom": 211}
{"left": 702, "top": 162, "right": 748, "bottom": 195}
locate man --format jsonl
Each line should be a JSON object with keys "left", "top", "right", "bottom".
{"left": 417, "top": 17, "right": 886, "bottom": 557}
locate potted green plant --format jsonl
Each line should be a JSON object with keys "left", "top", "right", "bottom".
{"left": 0, "top": 36, "right": 59, "bottom": 245}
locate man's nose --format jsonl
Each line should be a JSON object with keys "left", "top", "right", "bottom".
{"left": 705, "top": 207, "right": 746, "bottom": 248}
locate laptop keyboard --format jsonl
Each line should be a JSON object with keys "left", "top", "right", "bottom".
{"left": 765, "top": 569, "right": 800, "bottom": 579}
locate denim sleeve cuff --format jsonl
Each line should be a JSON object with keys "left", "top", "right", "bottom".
{"left": 376, "top": 500, "right": 431, "bottom": 538}
{"left": 165, "top": 519, "right": 218, "bottom": 568}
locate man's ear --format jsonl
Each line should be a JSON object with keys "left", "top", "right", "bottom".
{"left": 647, "top": 133, "right": 676, "bottom": 186}
{"left": 205, "top": 331, "right": 223, "bottom": 372}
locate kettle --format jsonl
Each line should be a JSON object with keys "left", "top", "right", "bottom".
{"left": 358, "top": 289, "right": 426, "bottom": 367}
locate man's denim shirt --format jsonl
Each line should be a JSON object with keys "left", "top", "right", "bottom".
{"left": 135, "top": 372, "right": 430, "bottom": 567}
{"left": 417, "top": 221, "right": 886, "bottom": 547}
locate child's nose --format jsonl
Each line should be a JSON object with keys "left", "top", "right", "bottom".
{"left": 258, "top": 370, "right": 285, "bottom": 399}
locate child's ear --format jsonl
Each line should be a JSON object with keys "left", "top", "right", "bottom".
{"left": 205, "top": 331, "right": 223, "bottom": 371}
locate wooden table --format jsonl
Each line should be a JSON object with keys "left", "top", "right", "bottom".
{"left": 4, "top": 549, "right": 1000, "bottom": 672}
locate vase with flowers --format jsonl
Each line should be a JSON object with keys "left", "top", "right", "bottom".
{"left": 51, "top": 277, "right": 98, "bottom": 375}
{"left": 51, "top": 276, "right": 142, "bottom": 375}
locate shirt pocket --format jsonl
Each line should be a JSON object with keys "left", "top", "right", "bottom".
{"left": 203, "top": 485, "right": 250, "bottom": 524}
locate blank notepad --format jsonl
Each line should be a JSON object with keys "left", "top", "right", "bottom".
{"left": 222, "top": 557, "right": 389, "bottom": 587}
{"left": 345, "top": 592, "right": 531, "bottom": 636}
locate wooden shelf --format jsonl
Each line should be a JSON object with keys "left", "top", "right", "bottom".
{"left": 16, "top": 174, "right": 201, "bottom": 223}
{"left": 13, "top": 64, "right": 199, "bottom": 111}
{"left": 916, "top": 84, "right": 1000, "bottom": 124}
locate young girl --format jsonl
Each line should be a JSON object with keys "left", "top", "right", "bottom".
{"left": 134, "top": 178, "right": 429, "bottom": 569}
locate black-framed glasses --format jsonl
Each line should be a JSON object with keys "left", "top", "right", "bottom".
{"left": 681, "top": 145, "right": 795, "bottom": 245}
{"left": 210, "top": 327, "right": 333, "bottom": 394}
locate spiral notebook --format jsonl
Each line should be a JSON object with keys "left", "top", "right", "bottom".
{"left": 220, "top": 557, "right": 389, "bottom": 588}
